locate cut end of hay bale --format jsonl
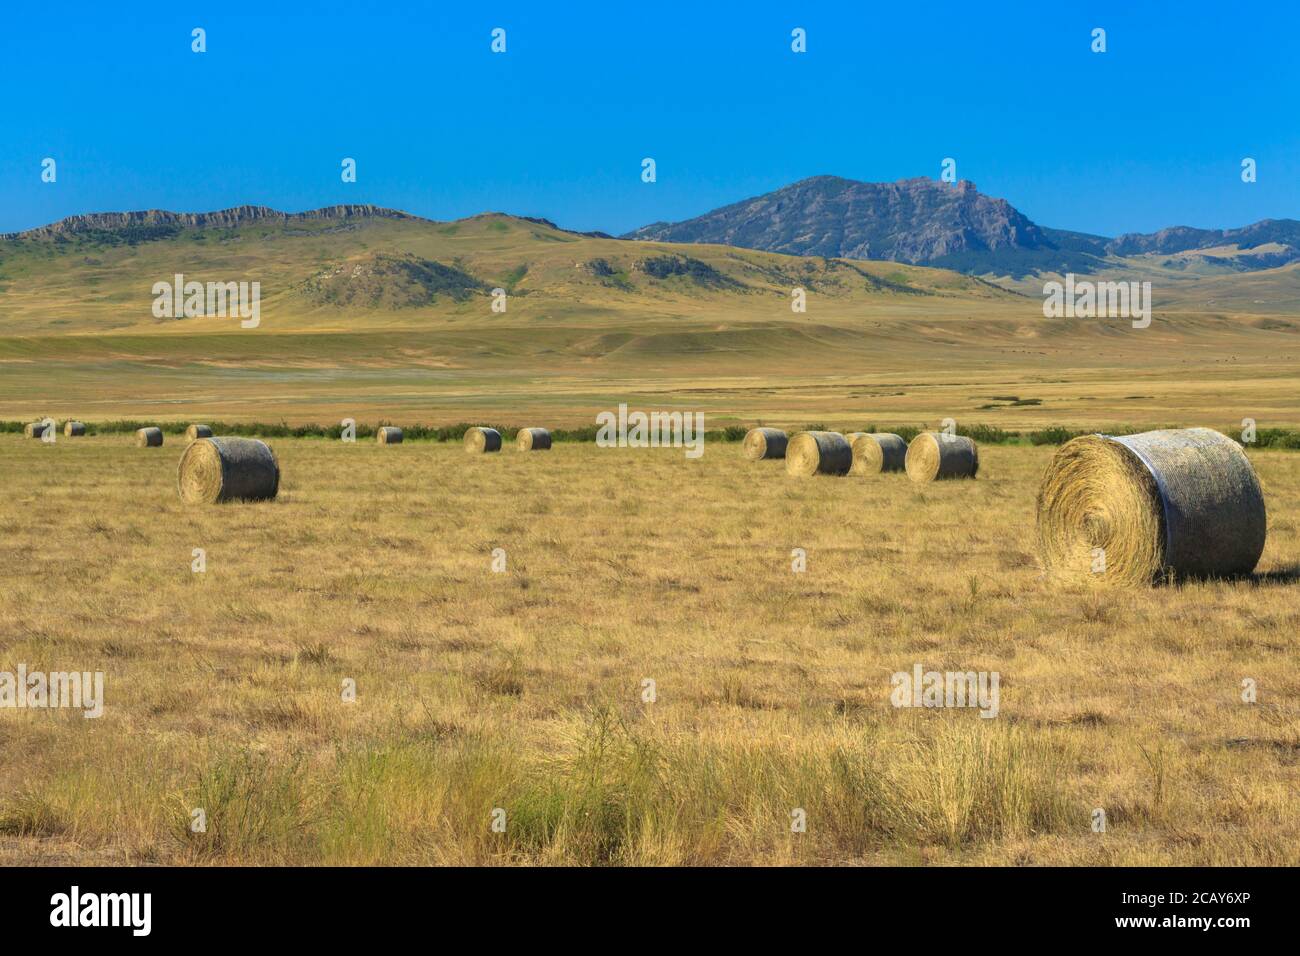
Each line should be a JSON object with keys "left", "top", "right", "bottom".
{"left": 136, "top": 427, "right": 164, "bottom": 448}
{"left": 743, "top": 427, "right": 788, "bottom": 461}
{"left": 850, "top": 433, "right": 907, "bottom": 476}
{"left": 376, "top": 426, "right": 403, "bottom": 445}
{"left": 785, "top": 431, "right": 852, "bottom": 476}
{"left": 1037, "top": 428, "right": 1266, "bottom": 587}
{"left": 517, "top": 427, "right": 551, "bottom": 451}
{"left": 185, "top": 423, "right": 213, "bottom": 441}
{"left": 177, "top": 436, "right": 280, "bottom": 504}
{"left": 63, "top": 421, "right": 86, "bottom": 437}
{"left": 464, "top": 426, "right": 502, "bottom": 454}
{"left": 23, "top": 422, "right": 49, "bottom": 439}
{"left": 906, "top": 433, "right": 978, "bottom": 482}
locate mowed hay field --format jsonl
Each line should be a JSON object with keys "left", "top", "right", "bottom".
{"left": 1, "top": 435, "right": 1297, "bottom": 866}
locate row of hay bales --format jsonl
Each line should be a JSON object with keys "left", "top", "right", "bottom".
{"left": 25, "top": 416, "right": 1272, "bottom": 587}
{"left": 746, "top": 427, "right": 978, "bottom": 483}
{"left": 23, "top": 420, "right": 84, "bottom": 438}
{"left": 26, "top": 419, "right": 550, "bottom": 454}
{"left": 23, "top": 421, "right": 214, "bottom": 444}
{"left": 16, "top": 428, "right": 278, "bottom": 501}
{"left": 375, "top": 425, "right": 552, "bottom": 453}
{"left": 27, "top": 420, "right": 549, "bottom": 454}
{"left": 140, "top": 423, "right": 214, "bottom": 446}
{"left": 174, "top": 424, "right": 552, "bottom": 503}
{"left": 748, "top": 425, "right": 1269, "bottom": 586}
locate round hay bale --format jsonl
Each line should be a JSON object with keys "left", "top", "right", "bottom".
{"left": 517, "top": 427, "right": 552, "bottom": 451}
{"left": 186, "top": 423, "right": 214, "bottom": 441}
{"left": 23, "top": 422, "right": 48, "bottom": 439}
{"left": 785, "top": 431, "right": 852, "bottom": 476}
{"left": 464, "top": 426, "right": 502, "bottom": 454}
{"left": 850, "top": 432, "right": 908, "bottom": 475}
{"left": 906, "top": 433, "right": 978, "bottom": 482}
{"left": 743, "top": 427, "right": 787, "bottom": 461}
{"left": 1036, "top": 427, "right": 1266, "bottom": 586}
{"left": 136, "top": 427, "right": 164, "bottom": 448}
{"left": 177, "top": 437, "right": 280, "bottom": 504}
{"left": 376, "top": 426, "right": 404, "bottom": 445}
{"left": 63, "top": 421, "right": 86, "bottom": 437}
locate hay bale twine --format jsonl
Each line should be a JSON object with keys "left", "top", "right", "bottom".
{"left": 178, "top": 437, "right": 280, "bottom": 504}
{"left": 136, "top": 427, "right": 164, "bottom": 448}
{"left": 63, "top": 421, "right": 86, "bottom": 437}
{"left": 785, "top": 431, "right": 852, "bottom": 476}
{"left": 851, "top": 433, "right": 908, "bottom": 476}
{"left": 743, "top": 427, "right": 788, "bottom": 461}
{"left": 376, "top": 426, "right": 404, "bottom": 445}
{"left": 23, "top": 422, "right": 48, "bottom": 439}
{"left": 464, "top": 426, "right": 502, "bottom": 454}
{"left": 517, "top": 427, "right": 552, "bottom": 451}
{"left": 1036, "top": 427, "right": 1266, "bottom": 586}
{"left": 906, "top": 432, "right": 978, "bottom": 482}
{"left": 186, "top": 423, "right": 214, "bottom": 441}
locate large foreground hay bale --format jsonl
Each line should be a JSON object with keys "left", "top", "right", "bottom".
{"left": 517, "top": 427, "right": 551, "bottom": 451}
{"left": 64, "top": 421, "right": 85, "bottom": 437}
{"left": 850, "top": 433, "right": 907, "bottom": 476}
{"left": 376, "top": 426, "right": 403, "bottom": 445}
{"left": 178, "top": 437, "right": 280, "bottom": 504}
{"left": 186, "top": 423, "right": 213, "bottom": 441}
{"left": 785, "top": 431, "right": 852, "bottom": 476}
{"left": 136, "top": 427, "right": 164, "bottom": 448}
{"left": 464, "top": 426, "right": 502, "bottom": 454}
{"left": 1036, "top": 427, "right": 1266, "bottom": 586}
{"left": 906, "top": 433, "right": 978, "bottom": 482}
{"left": 743, "top": 427, "right": 787, "bottom": 461}
{"left": 23, "top": 422, "right": 48, "bottom": 439}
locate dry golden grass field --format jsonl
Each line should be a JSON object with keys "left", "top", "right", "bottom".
{"left": 1, "top": 434, "right": 1296, "bottom": 865}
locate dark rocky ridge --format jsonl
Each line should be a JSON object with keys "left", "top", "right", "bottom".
{"left": 624, "top": 175, "right": 1110, "bottom": 277}
{"left": 1106, "top": 219, "right": 1300, "bottom": 269}
{"left": 1107, "top": 220, "right": 1300, "bottom": 255}
{"left": 2, "top": 205, "right": 421, "bottom": 240}
{"left": 625, "top": 175, "right": 1300, "bottom": 277}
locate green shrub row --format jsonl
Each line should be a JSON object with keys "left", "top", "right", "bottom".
{"left": 4, "top": 419, "right": 1297, "bottom": 448}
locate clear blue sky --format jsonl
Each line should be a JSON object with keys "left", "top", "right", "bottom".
{"left": 2, "top": 0, "right": 1295, "bottom": 237}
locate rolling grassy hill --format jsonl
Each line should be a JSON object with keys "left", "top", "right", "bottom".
{"left": 0, "top": 206, "right": 1013, "bottom": 335}
{"left": 1, "top": 205, "right": 1299, "bottom": 429}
